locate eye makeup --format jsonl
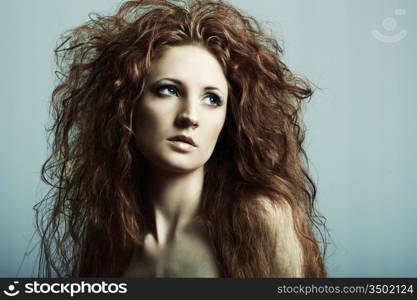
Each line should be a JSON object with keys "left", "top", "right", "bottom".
{"left": 202, "top": 92, "right": 223, "bottom": 106}
{"left": 152, "top": 84, "right": 180, "bottom": 97}
{"left": 148, "top": 79, "right": 225, "bottom": 107}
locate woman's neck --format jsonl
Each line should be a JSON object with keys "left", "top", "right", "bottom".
{"left": 142, "top": 165, "right": 205, "bottom": 247}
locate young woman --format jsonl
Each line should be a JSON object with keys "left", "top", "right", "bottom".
{"left": 36, "top": 0, "right": 328, "bottom": 277}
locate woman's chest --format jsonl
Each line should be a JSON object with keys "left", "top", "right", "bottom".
{"left": 123, "top": 228, "right": 219, "bottom": 277}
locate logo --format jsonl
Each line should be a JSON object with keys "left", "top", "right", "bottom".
{"left": 2, "top": 281, "right": 127, "bottom": 297}
{"left": 3, "top": 281, "right": 20, "bottom": 297}
{"left": 372, "top": 9, "right": 407, "bottom": 43}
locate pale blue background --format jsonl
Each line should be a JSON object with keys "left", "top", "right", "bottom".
{"left": 1, "top": 0, "right": 416, "bottom": 277}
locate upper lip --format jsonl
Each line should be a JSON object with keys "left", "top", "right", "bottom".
{"left": 167, "top": 135, "right": 197, "bottom": 147}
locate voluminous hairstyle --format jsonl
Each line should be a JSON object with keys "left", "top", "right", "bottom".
{"left": 35, "top": 0, "right": 328, "bottom": 277}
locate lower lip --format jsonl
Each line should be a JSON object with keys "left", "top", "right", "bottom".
{"left": 167, "top": 140, "right": 196, "bottom": 153}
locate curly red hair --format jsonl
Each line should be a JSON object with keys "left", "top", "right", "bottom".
{"left": 35, "top": 0, "right": 328, "bottom": 277}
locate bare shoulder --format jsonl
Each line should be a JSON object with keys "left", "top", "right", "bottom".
{"left": 256, "top": 194, "right": 293, "bottom": 221}
{"left": 255, "top": 194, "right": 297, "bottom": 234}
{"left": 255, "top": 194, "right": 305, "bottom": 277}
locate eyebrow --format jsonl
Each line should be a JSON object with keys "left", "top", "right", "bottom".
{"left": 152, "top": 77, "right": 225, "bottom": 96}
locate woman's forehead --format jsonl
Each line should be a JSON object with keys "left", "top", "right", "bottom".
{"left": 147, "top": 45, "right": 228, "bottom": 93}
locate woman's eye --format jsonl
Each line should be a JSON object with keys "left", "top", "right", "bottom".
{"left": 156, "top": 85, "right": 179, "bottom": 97}
{"left": 203, "top": 93, "right": 222, "bottom": 106}
{"left": 152, "top": 85, "right": 222, "bottom": 106}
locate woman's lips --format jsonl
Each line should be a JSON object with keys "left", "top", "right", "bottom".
{"left": 167, "top": 135, "right": 197, "bottom": 147}
{"left": 167, "top": 140, "right": 196, "bottom": 153}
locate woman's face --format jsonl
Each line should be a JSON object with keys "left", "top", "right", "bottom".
{"left": 134, "top": 45, "right": 228, "bottom": 174}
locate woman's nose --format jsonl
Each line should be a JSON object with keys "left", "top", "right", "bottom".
{"left": 175, "top": 97, "right": 199, "bottom": 128}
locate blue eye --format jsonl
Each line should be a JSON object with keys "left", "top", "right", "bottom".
{"left": 151, "top": 83, "right": 223, "bottom": 106}
{"left": 155, "top": 85, "right": 179, "bottom": 97}
{"left": 203, "top": 93, "right": 222, "bottom": 106}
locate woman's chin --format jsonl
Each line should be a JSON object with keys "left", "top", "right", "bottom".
{"left": 149, "top": 156, "right": 205, "bottom": 175}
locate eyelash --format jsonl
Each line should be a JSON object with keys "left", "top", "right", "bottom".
{"left": 153, "top": 84, "right": 223, "bottom": 107}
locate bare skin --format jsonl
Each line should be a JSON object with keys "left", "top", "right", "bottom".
{"left": 123, "top": 214, "right": 219, "bottom": 277}
{"left": 123, "top": 193, "right": 305, "bottom": 277}
{"left": 123, "top": 166, "right": 219, "bottom": 277}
